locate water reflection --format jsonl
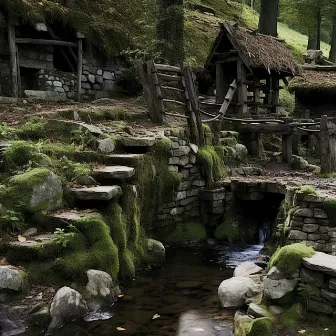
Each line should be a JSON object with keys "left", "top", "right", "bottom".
{"left": 22, "top": 242, "right": 263, "bottom": 336}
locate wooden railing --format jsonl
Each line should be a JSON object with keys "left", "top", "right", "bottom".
{"left": 139, "top": 60, "right": 204, "bottom": 146}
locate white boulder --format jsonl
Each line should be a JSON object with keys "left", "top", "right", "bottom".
{"left": 233, "top": 262, "right": 263, "bottom": 277}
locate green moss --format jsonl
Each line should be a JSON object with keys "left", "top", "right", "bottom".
{"left": 119, "top": 249, "right": 136, "bottom": 281}
{"left": 323, "top": 198, "right": 336, "bottom": 227}
{"left": 214, "top": 215, "right": 240, "bottom": 243}
{"left": 219, "top": 137, "right": 237, "bottom": 147}
{"left": 299, "top": 185, "right": 317, "bottom": 195}
{"left": 247, "top": 317, "right": 273, "bottom": 336}
{"left": 196, "top": 146, "right": 227, "bottom": 187}
{"left": 169, "top": 127, "right": 187, "bottom": 139}
{"left": 269, "top": 243, "right": 315, "bottom": 277}
{"left": 15, "top": 119, "right": 47, "bottom": 140}
{"left": 165, "top": 222, "right": 206, "bottom": 243}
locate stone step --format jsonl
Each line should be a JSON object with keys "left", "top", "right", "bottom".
{"left": 73, "top": 186, "right": 122, "bottom": 201}
{"left": 92, "top": 166, "right": 135, "bottom": 179}
{"left": 105, "top": 153, "right": 145, "bottom": 166}
{"left": 48, "top": 210, "right": 101, "bottom": 223}
{"left": 121, "top": 136, "right": 156, "bottom": 147}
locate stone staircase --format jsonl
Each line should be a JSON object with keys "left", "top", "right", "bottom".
{"left": 4, "top": 131, "right": 156, "bottom": 257}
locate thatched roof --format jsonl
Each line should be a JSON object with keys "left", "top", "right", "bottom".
{"left": 206, "top": 22, "right": 299, "bottom": 75}
{"left": 289, "top": 66, "right": 336, "bottom": 93}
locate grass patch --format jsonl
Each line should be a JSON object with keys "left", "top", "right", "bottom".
{"left": 299, "top": 185, "right": 317, "bottom": 195}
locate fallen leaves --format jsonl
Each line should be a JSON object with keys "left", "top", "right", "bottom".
{"left": 0, "top": 257, "right": 8, "bottom": 265}
{"left": 18, "top": 235, "right": 26, "bottom": 242}
{"left": 298, "top": 330, "right": 306, "bottom": 334}
{"left": 116, "top": 327, "right": 126, "bottom": 331}
{"left": 152, "top": 314, "right": 160, "bottom": 320}
{"left": 193, "top": 328, "right": 205, "bottom": 332}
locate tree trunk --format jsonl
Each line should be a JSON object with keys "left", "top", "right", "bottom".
{"left": 329, "top": 14, "right": 336, "bottom": 63}
{"left": 156, "top": 0, "right": 185, "bottom": 65}
{"left": 258, "top": 0, "right": 279, "bottom": 37}
{"left": 316, "top": 6, "right": 321, "bottom": 50}
{"left": 307, "top": 30, "right": 317, "bottom": 50}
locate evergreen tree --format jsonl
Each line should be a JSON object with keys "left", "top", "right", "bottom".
{"left": 258, "top": 0, "right": 279, "bottom": 36}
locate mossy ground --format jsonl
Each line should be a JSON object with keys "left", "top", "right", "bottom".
{"left": 165, "top": 222, "right": 207, "bottom": 244}
{"left": 269, "top": 243, "right": 315, "bottom": 277}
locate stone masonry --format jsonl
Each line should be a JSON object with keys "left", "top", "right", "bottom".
{"left": 287, "top": 192, "right": 336, "bottom": 254}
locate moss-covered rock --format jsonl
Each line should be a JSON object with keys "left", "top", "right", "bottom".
{"left": 165, "top": 222, "right": 207, "bottom": 243}
{"left": 247, "top": 317, "right": 274, "bottom": 336}
{"left": 0, "top": 168, "right": 63, "bottom": 213}
{"left": 269, "top": 243, "right": 315, "bottom": 277}
{"left": 214, "top": 215, "right": 240, "bottom": 243}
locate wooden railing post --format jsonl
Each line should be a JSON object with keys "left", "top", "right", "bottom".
{"left": 282, "top": 133, "right": 293, "bottom": 163}
{"left": 8, "top": 23, "right": 18, "bottom": 98}
{"left": 76, "top": 33, "right": 84, "bottom": 102}
{"left": 320, "top": 115, "right": 336, "bottom": 174}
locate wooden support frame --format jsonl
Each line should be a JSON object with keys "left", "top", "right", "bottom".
{"left": 8, "top": 23, "right": 18, "bottom": 98}
{"left": 236, "top": 59, "right": 248, "bottom": 114}
{"left": 320, "top": 115, "right": 336, "bottom": 174}
{"left": 215, "top": 62, "right": 225, "bottom": 104}
{"left": 271, "top": 74, "right": 281, "bottom": 116}
{"left": 15, "top": 38, "right": 77, "bottom": 47}
{"left": 282, "top": 134, "right": 293, "bottom": 163}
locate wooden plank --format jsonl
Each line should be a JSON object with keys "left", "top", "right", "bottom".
{"left": 163, "top": 99, "right": 186, "bottom": 106}
{"left": 216, "top": 63, "right": 225, "bottom": 103}
{"left": 8, "top": 23, "right": 18, "bottom": 98}
{"left": 238, "top": 123, "right": 290, "bottom": 134}
{"left": 216, "top": 56, "right": 240, "bottom": 63}
{"left": 154, "top": 64, "right": 182, "bottom": 73}
{"left": 147, "top": 60, "right": 165, "bottom": 124}
{"left": 76, "top": 38, "right": 83, "bottom": 102}
{"left": 157, "top": 73, "right": 181, "bottom": 82}
{"left": 183, "top": 67, "right": 204, "bottom": 146}
{"left": 282, "top": 134, "right": 293, "bottom": 163}
{"left": 237, "top": 59, "right": 248, "bottom": 114}
{"left": 138, "top": 63, "right": 157, "bottom": 123}
{"left": 165, "top": 112, "right": 189, "bottom": 119}
{"left": 161, "top": 85, "right": 185, "bottom": 93}
{"left": 15, "top": 38, "right": 77, "bottom": 47}
{"left": 320, "top": 115, "right": 336, "bottom": 174}
{"left": 271, "top": 74, "right": 281, "bottom": 116}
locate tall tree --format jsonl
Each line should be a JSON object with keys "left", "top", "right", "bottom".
{"left": 156, "top": 0, "right": 185, "bottom": 65}
{"left": 258, "top": 0, "right": 279, "bottom": 36}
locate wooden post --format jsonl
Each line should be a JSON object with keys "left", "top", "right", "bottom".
{"left": 76, "top": 34, "right": 83, "bottom": 102}
{"left": 271, "top": 74, "right": 280, "bottom": 116}
{"left": 8, "top": 23, "right": 18, "bottom": 98}
{"left": 215, "top": 62, "right": 225, "bottom": 103}
{"left": 147, "top": 60, "right": 165, "bottom": 125}
{"left": 320, "top": 115, "right": 336, "bottom": 174}
{"left": 183, "top": 67, "right": 204, "bottom": 146}
{"left": 237, "top": 59, "right": 248, "bottom": 114}
{"left": 253, "top": 76, "right": 261, "bottom": 115}
{"left": 16, "top": 45, "right": 21, "bottom": 97}
{"left": 282, "top": 133, "right": 293, "bottom": 163}
{"left": 251, "top": 133, "right": 264, "bottom": 158}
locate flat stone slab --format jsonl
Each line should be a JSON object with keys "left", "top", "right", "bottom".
{"left": 106, "top": 153, "right": 145, "bottom": 165}
{"left": 9, "top": 234, "right": 56, "bottom": 248}
{"left": 303, "top": 252, "right": 336, "bottom": 277}
{"left": 24, "top": 90, "right": 66, "bottom": 102}
{"left": 49, "top": 210, "right": 101, "bottom": 222}
{"left": 73, "top": 186, "right": 122, "bottom": 201}
{"left": 93, "top": 166, "right": 135, "bottom": 179}
{"left": 121, "top": 137, "right": 156, "bottom": 147}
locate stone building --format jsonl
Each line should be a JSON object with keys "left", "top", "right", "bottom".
{"left": 0, "top": 22, "right": 126, "bottom": 101}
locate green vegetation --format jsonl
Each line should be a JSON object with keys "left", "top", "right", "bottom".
{"left": 196, "top": 146, "right": 227, "bottom": 187}
{"left": 299, "top": 185, "right": 318, "bottom": 195}
{"left": 165, "top": 222, "right": 207, "bottom": 243}
{"left": 323, "top": 197, "right": 336, "bottom": 227}
{"left": 269, "top": 243, "right": 315, "bottom": 277}
{"left": 214, "top": 213, "right": 240, "bottom": 243}
{"left": 247, "top": 317, "right": 274, "bottom": 336}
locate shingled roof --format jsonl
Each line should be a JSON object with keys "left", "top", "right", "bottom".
{"left": 289, "top": 66, "right": 336, "bottom": 92}
{"left": 206, "top": 22, "right": 299, "bottom": 76}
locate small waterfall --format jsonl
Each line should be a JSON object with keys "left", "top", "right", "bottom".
{"left": 258, "top": 220, "right": 270, "bottom": 245}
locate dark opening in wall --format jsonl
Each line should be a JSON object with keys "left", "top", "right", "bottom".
{"left": 20, "top": 67, "right": 40, "bottom": 92}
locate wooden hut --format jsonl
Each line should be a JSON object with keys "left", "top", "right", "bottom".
{"left": 289, "top": 66, "right": 336, "bottom": 118}
{"left": 204, "top": 22, "right": 299, "bottom": 116}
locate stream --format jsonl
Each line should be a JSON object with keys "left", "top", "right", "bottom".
{"left": 21, "top": 242, "right": 264, "bottom": 336}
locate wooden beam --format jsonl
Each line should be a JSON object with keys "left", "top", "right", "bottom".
{"left": 237, "top": 59, "right": 248, "bottom": 114}
{"left": 76, "top": 38, "right": 83, "bottom": 102}
{"left": 216, "top": 63, "right": 225, "bottom": 103}
{"left": 154, "top": 64, "right": 181, "bottom": 73}
{"left": 320, "top": 115, "right": 336, "bottom": 174}
{"left": 15, "top": 38, "right": 77, "bottom": 47}
{"left": 271, "top": 75, "right": 281, "bottom": 116}
{"left": 238, "top": 123, "right": 290, "bottom": 134}
{"left": 8, "top": 23, "right": 18, "bottom": 98}
{"left": 216, "top": 56, "right": 240, "bottom": 64}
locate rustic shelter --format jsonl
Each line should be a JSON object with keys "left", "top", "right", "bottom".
{"left": 204, "top": 22, "right": 299, "bottom": 116}
{"left": 289, "top": 66, "right": 336, "bottom": 118}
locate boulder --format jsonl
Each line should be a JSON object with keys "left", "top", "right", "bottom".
{"left": 85, "top": 269, "right": 120, "bottom": 310}
{"left": 233, "top": 262, "right": 263, "bottom": 277}
{"left": 0, "top": 169, "right": 63, "bottom": 213}
{"left": 247, "top": 303, "right": 268, "bottom": 318}
{"left": 0, "top": 266, "right": 29, "bottom": 292}
{"left": 264, "top": 267, "right": 298, "bottom": 302}
{"left": 235, "top": 144, "right": 248, "bottom": 161}
{"left": 48, "top": 286, "right": 88, "bottom": 333}
{"left": 303, "top": 252, "right": 336, "bottom": 277}
{"left": 97, "top": 138, "right": 115, "bottom": 154}
{"left": 218, "top": 276, "right": 261, "bottom": 308}
{"left": 147, "top": 239, "right": 165, "bottom": 266}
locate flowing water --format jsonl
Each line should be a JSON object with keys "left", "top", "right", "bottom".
{"left": 21, "top": 242, "right": 264, "bottom": 336}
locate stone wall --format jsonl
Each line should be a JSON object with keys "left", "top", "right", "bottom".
{"left": 0, "top": 58, "right": 11, "bottom": 96}
{"left": 300, "top": 252, "right": 336, "bottom": 315}
{"left": 286, "top": 192, "right": 336, "bottom": 254}
{"left": 156, "top": 132, "right": 206, "bottom": 225}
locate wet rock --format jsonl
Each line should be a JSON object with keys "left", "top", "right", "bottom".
{"left": 263, "top": 267, "right": 298, "bottom": 302}
{"left": 85, "top": 270, "right": 120, "bottom": 311}
{"left": 29, "top": 305, "right": 50, "bottom": 327}
{"left": 22, "top": 227, "right": 38, "bottom": 237}
{"left": 247, "top": 303, "right": 268, "bottom": 318}
{"left": 176, "top": 281, "right": 204, "bottom": 289}
{"left": 233, "top": 262, "right": 263, "bottom": 277}
{"left": 48, "top": 286, "right": 88, "bottom": 333}
{"left": 147, "top": 239, "right": 165, "bottom": 266}
{"left": 218, "top": 276, "right": 261, "bottom": 308}
{"left": 0, "top": 266, "right": 29, "bottom": 292}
